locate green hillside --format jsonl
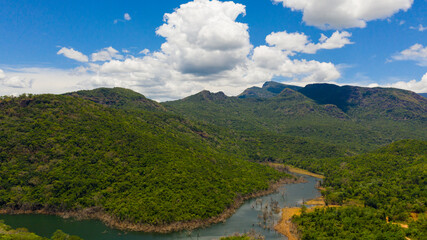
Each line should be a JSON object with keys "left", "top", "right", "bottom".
{"left": 64, "top": 87, "right": 166, "bottom": 112}
{"left": 164, "top": 82, "right": 427, "bottom": 153}
{"left": 292, "top": 140, "right": 427, "bottom": 240}
{"left": 0, "top": 94, "right": 287, "bottom": 227}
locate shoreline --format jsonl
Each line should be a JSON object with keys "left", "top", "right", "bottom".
{"left": 0, "top": 177, "right": 305, "bottom": 233}
{"left": 274, "top": 207, "right": 301, "bottom": 240}
{"left": 286, "top": 166, "right": 325, "bottom": 179}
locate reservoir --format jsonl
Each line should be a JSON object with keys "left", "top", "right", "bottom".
{"left": 0, "top": 174, "right": 320, "bottom": 240}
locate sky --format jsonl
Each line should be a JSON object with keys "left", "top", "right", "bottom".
{"left": 0, "top": 0, "right": 426, "bottom": 101}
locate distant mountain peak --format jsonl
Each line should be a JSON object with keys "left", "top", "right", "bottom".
{"left": 239, "top": 81, "right": 302, "bottom": 99}
{"left": 184, "top": 90, "right": 228, "bottom": 102}
{"left": 298, "top": 83, "right": 427, "bottom": 120}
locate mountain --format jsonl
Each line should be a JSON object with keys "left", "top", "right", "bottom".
{"left": 238, "top": 81, "right": 302, "bottom": 99}
{"left": 299, "top": 83, "right": 427, "bottom": 120}
{"left": 65, "top": 87, "right": 166, "bottom": 112}
{"left": 0, "top": 93, "right": 286, "bottom": 229}
{"left": 292, "top": 139, "right": 427, "bottom": 239}
{"left": 164, "top": 82, "right": 427, "bottom": 153}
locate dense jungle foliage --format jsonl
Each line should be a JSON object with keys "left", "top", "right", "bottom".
{"left": 290, "top": 140, "right": 427, "bottom": 239}
{"left": 0, "top": 94, "right": 287, "bottom": 225}
{"left": 0, "top": 220, "right": 82, "bottom": 240}
{"left": 293, "top": 207, "right": 408, "bottom": 240}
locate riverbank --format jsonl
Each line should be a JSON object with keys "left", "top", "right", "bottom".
{"left": 274, "top": 208, "right": 301, "bottom": 240}
{"left": 0, "top": 177, "right": 305, "bottom": 234}
{"left": 287, "top": 166, "right": 325, "bottom": 179}
{"left": 263, "top": 163, "right": 325, "bottom": 179}
{"left": 273, "top": 169, "right": 325, "bottom": 240}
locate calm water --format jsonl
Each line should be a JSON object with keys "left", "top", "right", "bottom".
{"left": 1, "top": 175, "right": 321, "bottom": 240}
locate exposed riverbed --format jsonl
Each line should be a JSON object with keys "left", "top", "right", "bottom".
{"left": 0, "top": 174, "right": 321, "bottom": 240}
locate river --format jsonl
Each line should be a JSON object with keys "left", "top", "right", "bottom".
{"left": 0, "top": 174, "right": 321, "bottom": 240}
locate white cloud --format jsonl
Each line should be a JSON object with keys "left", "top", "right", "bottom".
{"left": 273, "top": 0, "right": 413, "bottom": 29}
{"left": 0, "top": 69, "right": 33, "bottom": 88}
{"left": 410, "top": 24, "right": 427, "bottom": 32}
{"left": 0, "top": 67, "right": 93, "bottom": 96}
{"left": 2, "top": 76, "right": 33, "bottom": 88}
{"left": 249, "top": 45, "right": 341, "bottom": 82}
{"left": 124, "top": 13, "right": 131, "bottom": 21}
{"left": 388, "top": 73, "right": 427, "bottom": 93}
{"left": 266, "top": 31, "right": 352, "bottom": 54}
{"left": 369, "top": 73, "right": 427, "bottom": 93}
{"left": 139, "top": 49, "right": 150, "bottom": 55}
{"left": 392, "top": 44, "right": 427, "bottom": 66}
{"left": 2, "top": 0, "right": 345, "bottom": 101}
{"left": 114, "top": 13, "right": 132, "bottom": 24}
{"left": 155, "top": 0, "right": 251, "bottom": 75}
{"left": 91, "top": 47, "right": 124, "bottom": 62}
{"left": 57, "top": 47, "right": 89, "bottom": 62}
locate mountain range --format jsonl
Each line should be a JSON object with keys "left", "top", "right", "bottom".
{"left": 0, "top": 81, "right": 426, "bottom": 231}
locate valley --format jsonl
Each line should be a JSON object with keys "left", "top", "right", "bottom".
{"left": 1, "top": 82, "right": 426, "bottom": 239}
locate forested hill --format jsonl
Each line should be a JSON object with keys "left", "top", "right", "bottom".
{"left": 164, "top": 82, "right": 427, "bottom": 153}
{"left": 64, "top": 87, "right": 166, "bottom": 112}
{"left": 0, "top": 94, "right": 286, "bottom": 227}
{"left": 292, "top": 140, "right": 427, "bottom": 240}
{"left": 299, "top": 83, "right": 427, "bottom": 120}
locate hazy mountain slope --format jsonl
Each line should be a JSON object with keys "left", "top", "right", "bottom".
{"left": 0, "top": 94, "right": 286, "bottom": 226}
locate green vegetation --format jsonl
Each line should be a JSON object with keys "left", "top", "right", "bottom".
{"left": 0, "top": 93, "right": 286, "bottom": 226}
{"left": 219, "top": 231, "right": 264, "bottom": 240}
{"left": 293, "top": 207, "right": 407, "bottom": 240}
{"left": 290, "top": 140, "right": 426, "bottom": 239}
{"left": 0, "top": 220, "right": 82, "bottom": 240}
{"left": 164, "top": 82, "right": 427, "bottom": 154}
{"left": 1, "top": 82, "right": 426, "bottom": 236}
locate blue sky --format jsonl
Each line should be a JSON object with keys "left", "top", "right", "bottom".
{"left": 0, "top": 0, "right": 426, "bottom": 100}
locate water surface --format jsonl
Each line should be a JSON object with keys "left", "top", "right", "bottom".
{"left": 1, "top": 175, "right": 321, "bottom": 239}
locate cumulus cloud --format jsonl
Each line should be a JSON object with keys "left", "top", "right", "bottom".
{"left": 249, "top": 45, "right": 340, "bottom": 83}
{"left": 392, "top": 44, "right": 427, "bottom": 66}
{"left": 369, "top": 73, "right": 427, "bottom": 93}
{"left": 11, "top": 0, "right": 347, "bottom": 101}
{"left": 57, "top": 47, "right": 89, "bottom": 62}
{"left": 91, "top": 47, "right": 124, "bottom": 62}
{"left": 78, "top": 0, "right": 342, "bottom": 100}
{"left": 266, "top": 31, "right": 352, "bottom": 54}
{"left": 273, "top": 0, "right": 413, "bottom": 29}
{"left": 388, "top": 73, "right": 427, "bottom": 92}
{"left": 155, "top": 0, "right": 251, "bottom": 75}
{"left": 0, "top": 69, "right": 5, "bottom": 79}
